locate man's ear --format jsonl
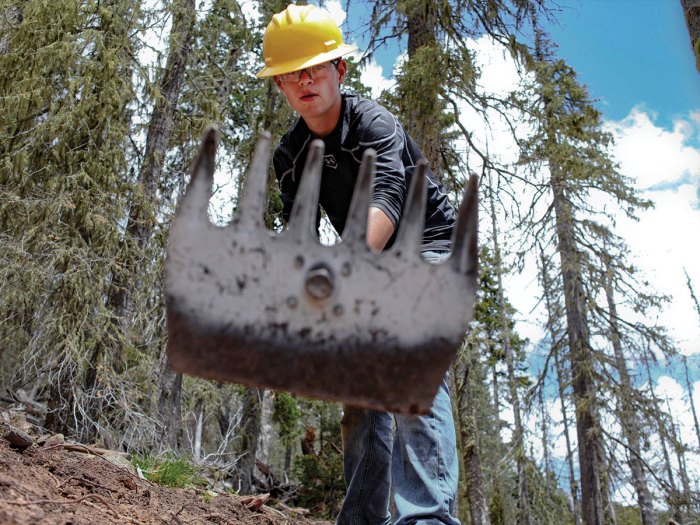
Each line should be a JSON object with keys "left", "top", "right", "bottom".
{"left": 337, "top": 60, "right": 348, "bottom": 84}
{"left": 273, "top": 76, "right": 284, "bottom": 90}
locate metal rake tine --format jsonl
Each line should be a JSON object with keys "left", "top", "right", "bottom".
{"left": 390, "top": 160, "right": 427, "bottom": 257}
{"left": 287, "top": 140, "right": 324, "bottom": 240}
{"left": 451, "top": 173, "right": 479, "bottom": 275}
{"left": 179, "top": 126, "right": 218, "bottom": 222}
{"left": 237, "top": 132, "right": 272, "bottom": 229}
{"left": 341, "top": 149, "right": 376, "bottom": 248}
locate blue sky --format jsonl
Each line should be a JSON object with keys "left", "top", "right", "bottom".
{"left": 343, "top": 0, "right": 699, "bottom": 131}
{"left": 543, "top": 0, "right": 700, "bottom": 130}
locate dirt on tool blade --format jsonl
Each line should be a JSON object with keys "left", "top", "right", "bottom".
{"left": 0, "top": 434, "right": 329, "bottom": 525}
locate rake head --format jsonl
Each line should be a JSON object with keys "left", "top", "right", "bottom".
{"left": 165, "top": 127, "right": 478, "bottom": 414}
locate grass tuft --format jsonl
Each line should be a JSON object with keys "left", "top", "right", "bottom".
{"left": 132, "top": 453, "right": 204, "bottom": 488}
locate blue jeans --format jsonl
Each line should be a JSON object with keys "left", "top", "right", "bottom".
{"left": 336, "top": 251, "right": 460, "bottom": 525}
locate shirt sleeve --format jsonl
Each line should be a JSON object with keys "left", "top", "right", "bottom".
{"left": 358, "top": 110, "right": 407, "bottom": 227}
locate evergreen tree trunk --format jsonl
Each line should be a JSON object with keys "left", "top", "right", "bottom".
{"left": 235, "top": 387, "right": 263, "bottom": 494}
{"left": 108, "top": 0, "right": 195, "bottom": 333}
{"left": 488, "top": 361, "right": 510, "bottom": 525}
{"left": 550, "top": 165, "right": 604, "bottom": 525}
{"left": 403, "top": 0, "right": 442, "bottom": 176}
{"left": 0, "top": 6, "right": 22, "bottom": 55}
{"left": 193, "top": 397, "right": 204, "bottom": 462}
{"left": 541, "top": 250, "right": 582, "bottom": 525}
{"left": 603, "top": 264, "right": 655, "bottom": 524}
{"left": 145, "top": 0, "right": 202, "bottom": 449}
{"left": 489, "top": 183, "right": 530, "bottom": 525}
{"left": 539, "top": 387, "right": 551, "bottom": 477}
{"left": 257, "top": 389, "right": 275, "bottom": 468}
{"left": 681, "top": 355, "right": 700, "bottom": 450}
{"left": 529, "top": 18, "right": 605, "bottom": 521}
{"left": 665, "top": 398, "right": 692, "bottom": 521}
{"left": 644, "top": 359, "right": 683, "bottom": 523}
{"left": 554, "top": 347, "right": 581, "bottom": 525}
{"left": 455, "top": 347, "right": 492, "bottom": 525}
{"left": 156, "top": 344, "right": 182, "bottom": 450}
{"left": 599, "top": 452, "right": 617, "bottom": 525}
{"left": 228, "top": 0, "right": 294, "bottom": 496}
{"left": 685, "top": 269, "right": 700, "bottom": 324}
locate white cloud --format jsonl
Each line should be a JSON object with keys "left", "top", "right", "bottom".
{"left": 607, "top": 108, "right": 700, "bottom": 190}
{"left": 470, "top": 36, "right": 522, "bottom": 97}
{"left": 608, "top": 110, "right": 700, "bottom": 355}
{"left": 324, "top": 0, "right": 347, "bottom": 27}
{"left": 359, "top": 59, "right": 395, "bottom": 100}
{"left": 657, "top": 375, "right": 685, "bottom": 402}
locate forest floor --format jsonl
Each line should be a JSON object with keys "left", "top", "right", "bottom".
{"left": 0, "top": 405, "right": 331, "bottom": 525}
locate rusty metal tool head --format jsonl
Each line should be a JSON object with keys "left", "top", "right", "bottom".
{"left": 165, "top": 127, "right": 478, "bottom": 414}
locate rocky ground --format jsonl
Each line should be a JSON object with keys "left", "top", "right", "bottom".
{"left": 0, "top": 406, "right": 329, "bottom": 525}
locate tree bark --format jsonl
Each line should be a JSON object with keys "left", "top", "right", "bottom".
{"left": 235, "top": 387, "right": 263, "bottom": 495}
{"left": 455, "top": 349, "right": 492, "bottom": 525}
{"left": 681, "top": 355, "right": 700, "bottom": 450}
{"left": 404, "top": 0, "right": 442, "bottom": 176}
{"left": 193, "top": 397, "right": 204, "bottom": 462}
{"left": 256, "top": 390, "right": 275, "bottom": 468}
{"left": 541, "top": 250, "right": 582, "bottom": 525}
{"left": 539, "top": 387, "right": 551, "bottom": 477}
{"left": 0, "top": 6, "right": 22, "bottom": 55}
{"left": 681, "top": 0, "right": 700, "bottom": 70}
{"left": 644, "top": 359, "right": 683, "bottom": 523}
{"left": 554, "top": 348, "right": 582, "bottom": 525}
{"left": 107, "top": 0, "right": 196, "bottom": 326}
{"left": 665, "top": 397, "right": 692, "bottom": 522}
{"left": 157, "top": 344, "right": 183, "bottom": 450}
{"left": 603, "top": 265, "right": 656, "bottom": 525}
{"left": 550, "top": 170, "right": 604, "bottom": 525}
{"left": 685, "top": 269, "right": 700, "bottom": 323}
{"left": 489, "top": 183, "right": 530, "bottom": 525}
{"left": 141, "top": 0, "right": 194, "bottom": 448}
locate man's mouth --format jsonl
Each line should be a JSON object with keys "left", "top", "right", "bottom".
{"left": 300, "top": 93, "right": 318, "bottom": 101}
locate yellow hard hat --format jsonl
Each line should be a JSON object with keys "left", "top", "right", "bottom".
{"left": 256, "top": 4, "right": 358, "bottom": 78}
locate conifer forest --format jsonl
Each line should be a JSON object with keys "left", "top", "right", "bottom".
{"left": 1, "top": 1, "right": 699, "bottom": 524}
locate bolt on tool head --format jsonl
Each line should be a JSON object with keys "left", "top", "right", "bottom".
{"left": 165, "top": 127, "right": 479, "bottom": 414}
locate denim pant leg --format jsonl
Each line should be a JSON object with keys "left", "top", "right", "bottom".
{"left": 337, "top": 407, "right": 393, "bottom": 525}
{"left": 392, "top": 376, "right": 460, "bottom": 525}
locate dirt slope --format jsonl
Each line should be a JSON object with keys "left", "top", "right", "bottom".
{"left": 0, "top": 433, "right": 329, "bottom": 525}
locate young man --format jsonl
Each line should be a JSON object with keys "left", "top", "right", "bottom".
{"left": 257, "top": 5, "right": 460, "bottom": 525}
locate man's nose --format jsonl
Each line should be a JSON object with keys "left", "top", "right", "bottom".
{"left": 298, "top": 68, "right": 313, "bottom": 84}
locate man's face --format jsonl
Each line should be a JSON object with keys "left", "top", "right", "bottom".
{"left": 274, "top": 60, "right": 347, "bottom": 126}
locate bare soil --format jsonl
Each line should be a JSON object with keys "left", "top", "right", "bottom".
{"left": 0, "top": 412, "right": 330, "bottom": 525}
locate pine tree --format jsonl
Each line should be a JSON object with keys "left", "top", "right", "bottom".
{"left": 685, "top": 269, "right": 700, "bottom": 325}
{"left": 680, "top": 355, "right": 700, "bottom": 451}
{"left": 486, "top": 174, "right": 531, "bottom": 525}
{"left": 602, "top": 256, "right": 655, "bottom": 525}
{"left": 539, "top": 247, "right": 582, "bottom": 525}
{"left": 0, "top": 0, "right": 141, "bottom": 441}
